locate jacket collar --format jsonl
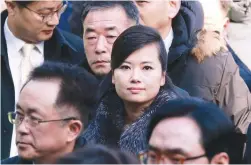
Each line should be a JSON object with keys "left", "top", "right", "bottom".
{"left": 168, "top": 1, "right": 204, "bottom": 65}
{"left": 83, "top": 87, "right": 179, "bottom": 154}
{"left": 52, "top": 27, "right": 77, "bottom": 52}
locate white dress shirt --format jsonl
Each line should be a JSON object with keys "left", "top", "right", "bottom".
{"left": 163, "top": 28, "right": 174, "bottom": 56}
{"left": 4, "top": 17, "right": 44, "bottom": 157}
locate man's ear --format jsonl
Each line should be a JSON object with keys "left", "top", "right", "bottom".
{"left": 167, "top": 0, "right": 181, "bottom": 19}
{"left": 67, "top": 120, "right": 83, "bottom": 142}
{"left": 210, "top": 152, "right": 229, "bottom": 164}
{"left": 112, "top": 70, "right": 115, "bottom": 84}
{"left": 5, "top": 0, "right": 17, "bottom": 16}
{"left": 223, "top": 17, "right": 230, "bottom": 29}
{"left": 222, "top": 17, "right": 230, "bottom": 38}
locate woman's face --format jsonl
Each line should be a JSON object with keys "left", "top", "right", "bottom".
{"left": 112, "top": 43, "right": 165, "bottom": 104}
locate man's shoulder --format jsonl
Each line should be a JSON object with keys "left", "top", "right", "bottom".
{"left": 1, "top": 156, "right": 32, "bottom": 164}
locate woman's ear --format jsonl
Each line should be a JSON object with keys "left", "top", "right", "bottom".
{"left": 67, "top": 120, "right": 83, "bottom": 142}
{"left": 210, "top": 152, "right": 229, "bottom": 164}
{"left": 160, "top": 72, "right": 166, "bottom": 86}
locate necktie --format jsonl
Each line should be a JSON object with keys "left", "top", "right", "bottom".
{"left": 19, "top": 43, "right": 35, "bottom": 89}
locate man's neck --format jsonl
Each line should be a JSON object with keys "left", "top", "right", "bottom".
{"left": 33, "top": 143, "right": 75, "bottom": 164}
{"left": 158, "top": 23, "right": 172, "bottom": 39}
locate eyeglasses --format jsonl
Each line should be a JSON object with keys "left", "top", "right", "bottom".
{"left": 8, "top": 112, "right": 77, "bottom": 127}
{"left": 21, "top": 1, "right": 68, "bottom": 23}
{"left": 138, "top": 147, "right": 207, "bottom": 164}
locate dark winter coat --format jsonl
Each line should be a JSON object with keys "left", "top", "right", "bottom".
{"left": 82, "top": 86, "right": 187, "bottom": 155}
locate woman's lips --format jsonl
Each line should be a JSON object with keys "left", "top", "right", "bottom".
{"left": 127, "top": 87, "right": 145, "bottom": 94}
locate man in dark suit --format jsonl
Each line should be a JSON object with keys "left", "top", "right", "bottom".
{"left": 1, "top": 0, "right": 86, "bottom": 159}
{"left": 1, "top": 62, "right": 98, "bottom": 164}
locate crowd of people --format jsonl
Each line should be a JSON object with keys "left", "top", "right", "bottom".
{"left": 1, "top": 0, "right": 251, "bottom": 164}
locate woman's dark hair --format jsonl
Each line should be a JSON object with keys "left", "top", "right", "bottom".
{"left": 110, "top": 25, "right": 186, "bottom": 95}
{"left": 56, "top": 144, "right": 140, "bottom": 164}
{"left": 147, "top": 98, "right": 246, "bottom": 163}
{"left": 111, "top": 25, "right": 168, "bottom": 72}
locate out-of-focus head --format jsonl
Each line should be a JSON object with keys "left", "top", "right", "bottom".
{"left": 145, "top": 98, "right": 238, "bottom": 164}
{"left": 134, "top": 0, "right": 181, "bottom": 38}
{"left": 11, "top": 62, "right": 98, "bottom": 163}
{"left": 5, "top": 0, "right": 67, "bottom": 43}
{"left": 56, "top": 144, "right": 140, "bottom": 164}
{"left": 82, "top": 1, "right": 139, "bottom": 77}
{"left": 111, "top": 25, "right": 167, "bottom": 105}
{"left": 198, "top": 0, "right": 231, "bottom": 33}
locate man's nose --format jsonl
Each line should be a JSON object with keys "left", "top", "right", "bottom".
{"left": 95, "top": 36, "right": 108, "bottom": 55}
{"left": 16, "top": 118, "right": 30, "bottom": 135}
{"left": 47, "top": 12, "right": 60, "bottom": 26}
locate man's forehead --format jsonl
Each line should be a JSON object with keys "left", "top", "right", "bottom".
{"left": 84, "top": 22, "right": 120, "bottom": 32}
{"left": 18, "top": 80, "right": 61, "bottom": 115}
{"left": 84, "top": 6, "right": 129, "bottom": 24}
{"left": 21, "top": 79, "right": 60, "bottom": 99}
{"left": 28, "top": 0, "right": 63, "bottom": 10}
{"left": 151, "top": 117, "right": 202, "bottom": 146}
{"left": 149, "top": 117, "right": 204, "bottom": 155}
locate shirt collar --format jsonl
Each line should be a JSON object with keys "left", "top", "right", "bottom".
{"left": 4, "top": 17, "right": 44, "bottom": 55}
{"left": 35, "top": 41, "right": 44, "bottom": 55}
{"left": 163, "top": 28, "right": 174, "bottom": 54}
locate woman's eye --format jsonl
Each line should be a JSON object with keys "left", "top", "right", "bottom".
{"left": 120, "top": 65, "right": 130, "bottom": 70}
{"left": 107, "top": 35, "right": 117, "bottom": 39}
{"left": 136, "top": 1, "right": 148, "bottom": 6}
{"left": 143, "top": 66, "right": 153, "bottom": 70}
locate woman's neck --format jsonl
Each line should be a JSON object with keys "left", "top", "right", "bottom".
{"left": 123, "top": 101, "right": 153, "bottom": 125}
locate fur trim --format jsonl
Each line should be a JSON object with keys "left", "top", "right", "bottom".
{"left": 191, "top": 29, "right": 228, "bottom": 63}
{"left": 83, "top": 88, "right": 179, "bottom": 154}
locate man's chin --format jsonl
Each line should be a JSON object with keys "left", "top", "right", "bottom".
{"left": 18, "top": 148, "right": 37, "bottom": 160}
{"left": 93, "top": 70, "right": 110, "bottom": 78}
{"left": 18, "top": 152, "right": 36, "bottom": 160}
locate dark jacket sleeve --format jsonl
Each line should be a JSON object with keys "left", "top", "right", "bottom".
{"left": 215, "top": 53, "right": 251, "bottom": 134}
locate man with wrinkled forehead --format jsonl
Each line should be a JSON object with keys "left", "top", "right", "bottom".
{"left": 81, "top": 1, "right": 139, "bottom": 79}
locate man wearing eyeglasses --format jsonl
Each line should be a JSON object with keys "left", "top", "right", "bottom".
{"left": 1, "top": 0, "right": 86, "bottom": 159}
{"left": 1, "top": 62, "right": 99, "bottom": 164}
{"left": 140, "top": 98, "right": 246, "bottom": 164}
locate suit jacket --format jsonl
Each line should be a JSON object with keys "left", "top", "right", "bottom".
{"left": 1, "top": 10, "right": 86, "bottom": 159}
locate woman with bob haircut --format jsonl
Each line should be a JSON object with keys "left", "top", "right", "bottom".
{"left": 82, "top": 25, "right": 188, "bottom": 155}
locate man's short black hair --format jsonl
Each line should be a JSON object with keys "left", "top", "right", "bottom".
{"left": 147, "top": 98, "right": 245, "bottom": 163}
{"left": 26, "top": 62, "right": 99, "bottom": 126}
{"left": 81, "top": 1, "right": 139, "bottom": 24}
{"left": 14, "top": 1, "right": 33, "bottom": 7}
{"left": 57, "top": 144, "right": 140, "bottom": 164}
